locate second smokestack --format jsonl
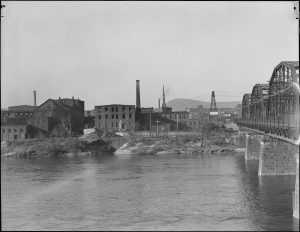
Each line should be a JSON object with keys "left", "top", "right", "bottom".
{"left": 33, "top": 90, "right": 36, "bottom": 107}
{"left": 136, "top": 80, "right": 141, "bottom": 108}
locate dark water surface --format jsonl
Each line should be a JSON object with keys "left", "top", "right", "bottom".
{"left": 1, "top": 152, "right": 299, "bottom": 231}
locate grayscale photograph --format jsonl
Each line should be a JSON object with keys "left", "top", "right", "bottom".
{"left": 1, "top": 1, "right": 299, "bottom": 231}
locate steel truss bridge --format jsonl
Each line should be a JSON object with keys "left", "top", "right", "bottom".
{"left": 236, "top": 61, "right": 299, "bottom": 144}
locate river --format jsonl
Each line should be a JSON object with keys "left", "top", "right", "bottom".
{"left": 1, "top": 152, "right": 299, "bottom": 231}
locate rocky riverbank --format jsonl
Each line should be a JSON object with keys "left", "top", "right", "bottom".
{"left": 1, "top": 125, "right": 243, "bottom": 158}
{"left": 1, "top": 132, "right": 119, "bottom": 158}
{"left": 114, "top": 134, "right": 241, "bottom": 155}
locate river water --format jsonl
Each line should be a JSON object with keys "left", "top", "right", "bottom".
{"left": 1, "top": 152, "right": 299, "bottom": 231}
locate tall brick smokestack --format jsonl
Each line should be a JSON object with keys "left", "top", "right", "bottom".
{"left": 158, "top": 98, "right": 160, "bottom": 109}
{"left": 33, "top": 90, "right": 36, "bottom": 106}
{"left": 136, "top": 80, "right": 141, "bottom": 108}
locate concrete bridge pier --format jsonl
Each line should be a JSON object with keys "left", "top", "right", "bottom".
{"left": 245, "top": 134, "right": 263, "bottom": 160}
{"left": 233, "top": 131, "right": 247, "bottom": 148}
{"left": 258, "top": 139, "right": 297, "bottom": 176}
{"left": 293, "top": 153, "right": 299, "bottom": 219}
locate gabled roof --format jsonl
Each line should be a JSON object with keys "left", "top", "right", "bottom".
{"left": 34, "top": 98, "right": 53, "bottom": 111}
{"left": 34, "top": 98, "right": 80, "bottom": 114}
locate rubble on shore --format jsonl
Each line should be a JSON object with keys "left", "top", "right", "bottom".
{"left": 1, "top": 125, "right": 242, "bottom": 158}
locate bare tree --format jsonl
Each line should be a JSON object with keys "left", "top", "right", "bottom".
{"left": 60, "top": 114, "right": 73, "bottom": 138}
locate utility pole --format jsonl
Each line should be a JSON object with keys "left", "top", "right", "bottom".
{"left": 176, "top": 114, "right": 179, "bottom": 131}
{"left": 155, "top": 118, "right": 160, "bottom": 137}
{"left": 149, "top": 111, "right": 152, "bottom": 138}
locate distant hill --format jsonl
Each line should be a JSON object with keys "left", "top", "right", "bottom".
{"left": 167, "top": 98, "right": 241, "bottom": 111}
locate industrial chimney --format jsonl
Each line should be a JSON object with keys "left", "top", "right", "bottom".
{"left": 158, "top": 98, "right": 160, "bottom": 109}
{"left": 136, "top": 80, "right": 141, "bottom": 109}
{"left": 33, "top": 90, "right": 36, "bottom": 106}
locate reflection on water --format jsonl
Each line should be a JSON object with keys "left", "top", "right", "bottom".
{"left": 1, "top": 152, "right": 299, "bottom": 231}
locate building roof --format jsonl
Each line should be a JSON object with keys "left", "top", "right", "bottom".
{"left": 7, "top": 105, "right": 37, "bottom": 112}
{"left": 1, "top": 117, "right": 27, "bottom": 126}
{"left": 95, "top": 104, "right": 135, "bottom": 107}
{"left": 35, "top": 98, "right": 82, "bottom": 114}
{"left": 153, "top": 110, "right": 189, "bottom": 114}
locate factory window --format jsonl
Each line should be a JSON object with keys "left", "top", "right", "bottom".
{"left": 105, "top": 107, "right": 108, "bottom": 111}
{"left": 112, "top": 107, "right": 114, "bottom": 112}
{"left": 8, "top": 129, "right": 11, "bottom": 133}
{"left": 2, "top": 129, "right": 5, "bottom": 133}
{"left": 14, "top": 135, "right": 18, "bottom": 140}
{"left": 111, "top": 122, "right": 114, "bottom": 127}
{"left": 123, "top": 114, "right": 125, "bottom": 119}
{"left": 105, "top": 115, "right": 108, "bottom": 119}
{"left": 99, "top": 115, "right": 101, "bottom": 120}
{"left": 116, "top": 114, "right": 118, "bottom": 119}
{"left": 116, "top": 122, "right": 118, "bottom": 127}
{"left": 14, "top": 128, "right": 17, "bottom": 132}
{"left": 122, "top": 107, "right": 125, "bottom": 111}
{"left": 116, "top": 107, "right": 118, "bottom": 112}
{"left": 112, "top": 114, "right": 114, "bottom": 119}
{"left": 129, "top": 114, "right": 131, "bottom": 119}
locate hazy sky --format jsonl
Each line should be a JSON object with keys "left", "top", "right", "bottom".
{"left": 1, "top": 1, "right": 298, "bottom": 110}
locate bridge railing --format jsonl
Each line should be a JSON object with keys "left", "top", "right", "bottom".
{"left": 236, "top": 115, "right": 299, "bottom": 140}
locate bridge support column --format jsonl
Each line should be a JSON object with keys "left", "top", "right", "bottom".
{"left": 258, "top": 139, "right": 297, "bottom": 176}
{"left": 245, "top": 134, "right": 263, "bottom": 160}
{"left": 293, "top": 153, "right": 299, "bottom": 219}
{"left": 237, "top": 131, "right": 247, "bottom": 148}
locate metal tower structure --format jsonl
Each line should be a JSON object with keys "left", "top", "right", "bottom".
{"left": 210, "top": 91, "right": 218, "bottom": 112}
{"left": 209, "top": 91, "right": 218, "bottom": 123}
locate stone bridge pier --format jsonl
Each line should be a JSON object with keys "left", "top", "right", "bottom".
{"left": 235, "top": 130, "right": 299, "bottom": 218}
{"left": 293, "top": 153, "right": 299, "bottom": 219}
{"left": 232, "top": 131, "right": 247, "bottom": 148}
{"left": 258, "top": 139, "right": 297, "bottom": 176}
{"left": 245, "top": 134, "right": 263, "bottom": 160}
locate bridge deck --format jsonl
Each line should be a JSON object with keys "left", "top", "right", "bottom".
{"left": 240, "top": 126, "right": 299, "bottom": 146}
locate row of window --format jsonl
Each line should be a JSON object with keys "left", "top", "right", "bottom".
{"left": 98, "top": 114, "right": 132, "bottom": 120}
{"left": 97, "top": 106, "right": 133, "bottom": 113}
{"left": 2, "top": 112, "right": 33, "bottom": 117}
{"left": 161, "top": 114, "right": 189, "bottom": 120}
{"left": 98, "top": 121, "right": 131, "bottom": 128}
{"left": 2, "top": 128, "right": 24, "bottom": 133}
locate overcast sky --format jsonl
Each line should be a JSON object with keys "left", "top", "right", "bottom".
{"left": 1, "top": 1, "right": 298, "bottom": 110}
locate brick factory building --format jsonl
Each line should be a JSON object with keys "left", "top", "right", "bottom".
{"left": 28, "top": 97, "right": 84, "bottom": 137}
{"left": 94, "top": 104, "right": 136, "bottom": 131}
{"left": 1, "top": 105, "right": 37, "bottom": 124}
{"left": 1, "top": 118, "right": 29, "bottom": 141}
{"left": 135, "top": 81, "right": 196, "bottom": 131}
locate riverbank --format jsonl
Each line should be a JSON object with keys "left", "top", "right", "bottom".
{"left": 1, "top": 126, "right": 243, "bottom": 158}
{"left": 115, "top": 131, "right": 241, "bottom": 155}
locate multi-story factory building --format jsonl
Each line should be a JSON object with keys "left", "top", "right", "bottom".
{"left": 1, "top": 105, "right": 37, "bottom": 124}
{"left": 28, "top": 97, "right": 85, "bottom": 136}
{"left": 94, "top": 104, "right": 136, "bottom": 131}
{"left": 1, "top": 118, "right": 28, "bottom": 141}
